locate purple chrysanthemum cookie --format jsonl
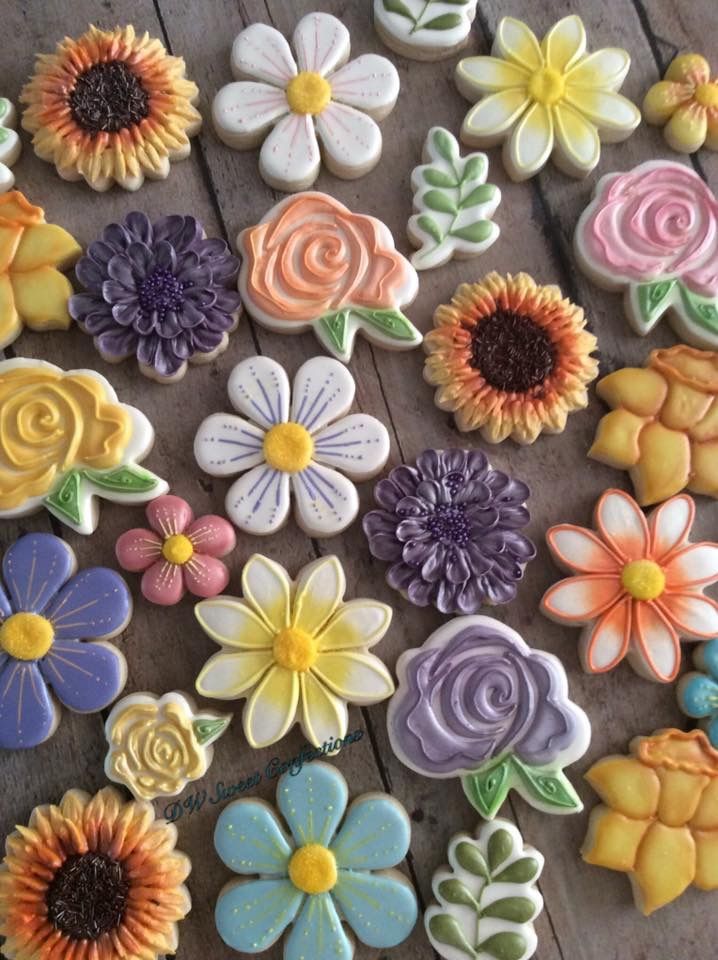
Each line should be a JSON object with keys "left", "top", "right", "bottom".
{"left": 363, "top": 448, "right": 536, "bottom": 614}
{"left": 69, "top": 212, "right": 242, "bottom": 383}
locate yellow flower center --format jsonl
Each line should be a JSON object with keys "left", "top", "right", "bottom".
{"left": 621, "top": 560, "right": 666, "bottom": 601}
{"left": 288, "top": 844, "right": 337, "bottom": 894}
{"left": 162, "top": 533, "right": 194, "bottom": 565}
{"left": 286, "top": 72, "right": 332, "bottom": 115}
{"left": 528, "top": 67, "right": 565, "bottom": 106}
{"left": 263, "top": 423, "right": 314, "bottom": 473}
{"left": 695, "top": 82, "right": 718, "bottom": 108}
{"left": 0, "top": 612, "right": 54, "bottom": 660}
{"left": 273, "top": 626, "right": 318, "bottom": 672}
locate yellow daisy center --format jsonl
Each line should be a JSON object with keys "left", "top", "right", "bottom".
{"left": 695, "top": 82, "right": 718, "bottom": 109}
{"left": 162, "top": 533, "right": 194, "bottom": 565}
{"left": 0, "top": 612, "right": 54, "bottom": 660}
{"left": 273, "top": 627, "right": 318, "bottom": 672}
{"left": 621, "top": 560, "right": 666, "bottom": 601}
{"left": 528, "top": 67, "right": 565, "bottom": 106}
{"left": 288, "top": 844, "right": 337, "bottom": 894}
{"left": 263, "top": 423, "right": 314, "bottom": 473}
{"left": 286, "top": 72, "right": 332, "bottom": 115}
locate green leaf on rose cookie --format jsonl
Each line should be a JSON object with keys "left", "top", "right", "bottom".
{"left": 44, "top": 469, "right": 84, "bottom": 526}
{"left": 462, "top": 757, "right": 511, "bottom": 819}
{"left": 84, "top": 465, "right": 161, "bottom": 494}
{"left": 679, "top": 282, "right": 718, "bottom": 334}
{"left": 511, "top": 755, "right": 582, "bottom": 812}
{"left": 317, "top": 309, "right": 350, "bottom": 355}
{"left": 634, "top": 278, "right": 676, "bottom": 330}
{"left": 354, "top": 307, "right": 421, "bottom": 344}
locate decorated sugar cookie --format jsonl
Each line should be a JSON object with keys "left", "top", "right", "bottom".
{"left": 238, "top": 192, "right": 421, "bottom": 362}
{"left": 423, "top": 272, "right": 598, "bottom": 443}
{"left": 426, "top": 819, "right": 544, "bottom": 960}
{"left": 116, "top": 495, "right": 236, "bottom": 605}
{"left": 408, "top": 128, "right": 501, "bottom": 271}
{"left": 0, "top": 786, "right": 191, "bottom": 958}
{"left": 0, "top": 191, "right": 81, "bottom": 350}
{"left": 0, "top": 98, "right": 21, "bottom": 192}
{"left": 373, "top": 0, "right": 478, "bottom": 62}
{"left": 542, "top": 489, "right": 718, "bottom": 683}
{"left": 387, "top": 615, "right": 591, "bottom": 819}
{"left": 575, "top": 160, "right": 718, "bottom": 349}
{"left": 582, "top": 729, "right": 718, "bottom": 914}
{"left": 0, "top": 358, "right": 168, "bottom": 534}
{"left": 363, "top": 448, "right": 536, "bottom": 614}
{"left": 678, "top": 639, "right": 718, "bottom": 748}
{"left": 195, "top": 554, "right": 394, "bottom": 749}
{"left": 70, "top": 213, "right": 242, "bottom": 383}
{"left": 214, "top": 762, "right": 417, "bottom": 958}
{"left": 105, "top": 691, "right": 231, "bottom": 801}
{"left": 213, "top": 12, "right": 399, "bottom": 192}
{"left": 643, "top": 54, "right": 718, "bottom": 153}
{"left": 20, "top": 25, "right": 201, "bottom": 191}
{"left": 194, "top": 355, "right": 390, "bottom": 536}
{"left": 589, "top": 345, "right": 718, "bottom": 504}
{"left": 0, "top": 533, "right": 130, "bottom": 750}
{"left": 455, "top": 15, "right": 640, "bottom": 181}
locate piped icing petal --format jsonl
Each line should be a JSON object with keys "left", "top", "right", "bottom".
{"left": 277, "top": 761, "right": 348, "bottom": 846}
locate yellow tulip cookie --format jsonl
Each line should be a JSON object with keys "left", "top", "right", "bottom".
{"left": 643, "top": 53, "right": 718, "bottom": 153}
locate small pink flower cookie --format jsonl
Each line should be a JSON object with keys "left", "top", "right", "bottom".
{"left": 115, "top": 494, "right": 236, "bottom": 605}
{"left": 541, "top": 488, "right": 718, "bottom": 683}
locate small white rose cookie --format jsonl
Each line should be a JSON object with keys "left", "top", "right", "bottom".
{"left": 238, "top": 191, "right": 421, "bottom": 362}
{"left": 373, "top": 0, "right": 478, "bottom": 62}
{"left": 409, "top": 127, "right": 501, "bottom": 271}
{"left": 213, "top": 11, "right": 400, "bottom": 192}
{"left": 426, "top": 819, "right": 545, "bottom": 960}
{"left": 0, "top": 99, "right": 21, "bottom": 192}
{"left": 194, "top": 355, "right": 390, "bottom": 537}
{"left": 104, "top": 691, "right": 231, "bottom": 801}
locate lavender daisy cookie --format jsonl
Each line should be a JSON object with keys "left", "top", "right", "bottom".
{"left": 363, "top": 449, "right": 536, "bottom": 615}
{"left": 69, "top": 212, "right": 242, "bottom": 384}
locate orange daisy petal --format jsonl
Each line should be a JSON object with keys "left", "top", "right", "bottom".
{"left": 546, "top": 522, "right": 622, "bottom": 574}
{"left": 581, "top": 596, "right": 632, "bottom": 672}
{"left": 630, "top": 600, "right": 681, "bottom": 682}
{"left": 542, "top": 574, "right": 624, "bottom": 623}
{"left": 594, "top": 488, "right": 650, "bottom": 562}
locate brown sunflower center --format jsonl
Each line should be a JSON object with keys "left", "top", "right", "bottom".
{"left": 470, "top": 310, "right": 556, "bottom": 393}
{"left": 69, "top": 61, "right": 149, "bottom": 134}
{"left": 46, "top": 852, "right": 130, "bottom": 941}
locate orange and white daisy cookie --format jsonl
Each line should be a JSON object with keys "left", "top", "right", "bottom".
{"left": 542, "top": 488, "right": 718, "bottom": 683}
{"left": 20, "top": 25, "right": 202, "bottom": 191}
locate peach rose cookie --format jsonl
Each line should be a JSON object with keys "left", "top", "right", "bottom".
{"left": 0, "top": 99, "right": 21, "bottom": 192}
{"left": 213, "top": 12, "right": 399, "bottom": 192}
{"left": 238, "top": 192, "right": 420, "bottom": 363}
{"left": 105, "top": 691, "right": 231, "bottom": 801}
{"left": 423, "top": 272, "right": 598, "bottom": 443}
{"left": 21, "top": 25, "right": 201, "bottom": 191}
{"left": 0, "top": 358, "right": 168, "bottom": 534}
{"left": 589, "top": 345, "right": 718, "bottom": 504}
{"left": 582, "top": 729, "right": 718, "bottom": 914}
{"left": 542, "top": 488, "right": 718, "bottom": 683}
{"left": 373, "top": 0, "right": 478, "bottom": 62}
{"left": 643, "top": 53, "right": 718, "bottom": 153}
{"left": 455, "top": 15, "right": 640, "bottom": 181}
{"left": 575, "top": 160, "right": 718, "bottom": 350}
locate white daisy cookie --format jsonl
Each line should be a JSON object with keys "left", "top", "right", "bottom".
{"left": 0, "top": 99, "right": 21, "bottom": 192}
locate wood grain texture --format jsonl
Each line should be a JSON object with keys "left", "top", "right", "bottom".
{"left": 0, "top": 2, "right": 716, "bottom": 958}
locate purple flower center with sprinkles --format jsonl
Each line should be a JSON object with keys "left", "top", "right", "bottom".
{"left": 138, "top": 267, "right": 186, "bottom": 318}
{"left": 427, "top": 503, "right": 470, "bottom": 546}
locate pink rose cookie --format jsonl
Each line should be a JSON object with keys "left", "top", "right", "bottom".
{"left": 575, "top": 159, "right": 718, "bottom": 349}
{"left": 116, "top": 494, "right": 236, "bottom": 605}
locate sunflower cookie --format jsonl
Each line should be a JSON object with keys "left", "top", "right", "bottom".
{"left": 426, "top": 819, "right": 544, "bottom": 960}
{"left": 194, "top": 355, "right": 390, "bottom": 536}
{"left": 0, "top": 98, "right": 21, "bottom": 192}
{"left": 373, "top": 0, "right": 479, "bottom": 62}
{"left": 0, "top": 787, "right": 191, "bottom": 958}
{"left": 214, "top": 762, "right": 417, "bottom": 958}
{"left": 455, "top": 15, "right": 640, "bottom": 180}
{"left": 195, "top": 554, "right": 394, "bottom": 749}
{"left": 104, "top": 691, "right": 231, "bottom": 800}
{"left": 20, "top": 24, "right": 201, "bottom": 191}
{"left": 388, "top": 615, "right": 591, "bottom": 819}
{"left": 0, "top": 358, "right": 168, "bottom": 534}
{"left": 70, "top": 212, "right": 242, "bottom": 383}
{"left": 575, "top": 160, "right": 718, "bottom": 349}
{"left": 643, "top": 53, "right": 718, "bottom": 153}
{"left": 213, "top": 12, "right": 399, "bottom": 191}
{"left": 423, "top": 272, "right": 598, "bottom": 443}
{"left": 0, "top": 533, "right": 130, "bottom": 750}
{"left": 238, "top": 192, "right": 421, "bottom": 362}
{"left": 408, "top": 127, "right": 501, "bottom": 271}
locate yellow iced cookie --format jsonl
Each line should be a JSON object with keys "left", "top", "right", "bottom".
{"left": 643, "top": 53, "right": 718, "bottom": 153}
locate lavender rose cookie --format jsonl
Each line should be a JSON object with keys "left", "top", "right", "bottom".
{"left": 363, "top": 449, "right": 535, "bottom": 614}
{"left": 387, "top": 615, "right": 591, "bottom": 818}
{"left": 69, "top": 212, "right": 242, "bottom": 384}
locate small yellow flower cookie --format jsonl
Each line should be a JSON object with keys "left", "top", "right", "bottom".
{"left": 643, "top": 53, "right": 718, "bottom": 153}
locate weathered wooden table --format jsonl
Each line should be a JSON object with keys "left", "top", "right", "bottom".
{"left": 1, "top": 2, "right": 716, "bottom": 958}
